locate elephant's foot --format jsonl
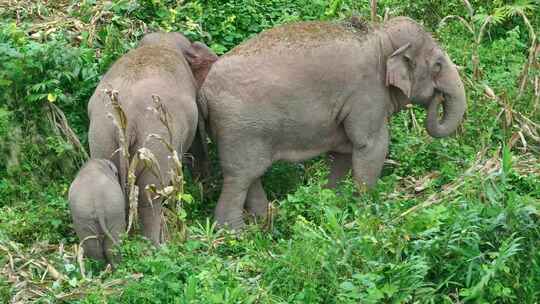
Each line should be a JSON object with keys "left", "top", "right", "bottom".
{"left": 215, "top": 200, "right": 247, "bottom": 231}
{"left": 215, "top": 212, "right": 246, "bottom": 232}
{"left": 325, "top": 152, "right": 352, "bottom": 189}
{"left": 139, "top": 205, "right": 163, "bottom": 246}
{"left": 245, "top": 178, "right": 269, "bottom": 219}
{"left": 323, "top": 180, "right": 339, "bottom": 190}
{"left": 215, "top": 152, "right": 272, "bottom": 232}
{"left": 214, "top": 174, "right": 257, "bottom": 232}
{"left": 245, "top": 202, "right": 268, "bottom": 218}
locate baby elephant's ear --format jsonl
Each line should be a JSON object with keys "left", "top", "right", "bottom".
{"left": 103, "top": 159, "right": 119, "bottom": 177}
{"left": 183, "top": 42, "right": 218, "bottom": 89}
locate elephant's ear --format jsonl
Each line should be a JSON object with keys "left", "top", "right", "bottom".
{"left": 183, "top": 42, "right": 218, "bottom": 89}
{"left": 103, "top": 159, "right": 119, "bottom": 178}
{"left": 386, "top": 43, "right": 412, "bottom": 98}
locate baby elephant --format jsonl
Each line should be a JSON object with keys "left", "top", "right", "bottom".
{"left": 69, "top": 159, "right": 126, "bottom": 264}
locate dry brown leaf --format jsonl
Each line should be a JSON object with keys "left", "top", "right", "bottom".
{"left": 414, "top": 172, "right": 440, "bottom": 193}
{"left": 484, "top": 84, "right": 497, "bottom": 99}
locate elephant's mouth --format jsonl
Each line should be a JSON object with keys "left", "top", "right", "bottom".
{"left": 389, "top": 86, "right": 412, "bottom": 112}
{"left": 414, "top": 88, "right": 440, "bottom": 109}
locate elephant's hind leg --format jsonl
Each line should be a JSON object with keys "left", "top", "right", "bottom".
{"left": 245, "top": 178, "right": 269, "bottom": 218}
{"left": 214, "top": 139, "right": 271, "bottom": 230}
{"left": 102, "top": 216, "right": 126, "bottom": 266}
{"left": 74, "top": 218, "right": 106, "bottom": 262}
{"left": 135, "top": 144, "right": 172, "bottom": 245}
{"left": 83, "top": 237, "right": 106, "bottom": 262}
{"left": 137, "top": 171, "right": 164, "bottom": 245}
{"left": 88, "top": 115, "right": 116, "bottom": 160}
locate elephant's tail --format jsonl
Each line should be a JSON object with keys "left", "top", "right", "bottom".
{"left": 196, "top": 89, "right": 209, "bottom": 121}
{"left": 195, "top": 90, "right": 211, "bottom": 178}
{"left": 196, "top": 100, "right": 210, "bottom": 168}
{"left": 197, "top": 89, "right": 216, "bottom": 141}
{"left": 97, "top": 215, "right": 119, "bottom": 265}
{"left": 98, "top": 215, "right": 118, "bottom": 245}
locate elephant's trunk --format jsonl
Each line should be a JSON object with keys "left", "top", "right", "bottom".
{"left": 425, "top": 65, "right": 467, "bottom": 138}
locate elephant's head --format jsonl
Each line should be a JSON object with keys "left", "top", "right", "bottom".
{"left": 384, "top": 17, "right": 466, "bottom": 138}
{"left": 139, "top": 32, "right": 218, "bottom": 89}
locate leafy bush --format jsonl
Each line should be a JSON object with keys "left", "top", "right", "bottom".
{"left": 0, "top": 0, "right": 539, "bottom": 303}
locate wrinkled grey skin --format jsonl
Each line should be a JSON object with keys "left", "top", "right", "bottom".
{"left": 69, "top": 159, "right": 125, "bottom": 264}
{"left": 199, "top": 17, "right": 466, "bottom": 229}
{"left": 88, "top": 32, "right": 217, "bottom": 244}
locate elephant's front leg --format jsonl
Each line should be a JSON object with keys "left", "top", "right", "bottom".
{"left": 245, "top": 178, "right": 269, "bottom": 218}
{"left": 349, "top": 125, "right": 389, "bottom": 190}
{"left": 325, "top": 152, "right": 352, "bottom": 189}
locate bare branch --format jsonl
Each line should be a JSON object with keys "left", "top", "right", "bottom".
{"left": 439, "top": 15, "right": 475, "bottom": 36}
{"left": 370, "top": 0, "right": 377, "bottom": 23}
{"left": 46, "top": 103, "right": 88, "bottom": 162}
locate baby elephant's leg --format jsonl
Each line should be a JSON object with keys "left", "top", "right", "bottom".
{"left": 100, "top": 216, "right": 126, "bottom": 265}
{"left": 74, "top": 217, "right": 106, "bottom": 261}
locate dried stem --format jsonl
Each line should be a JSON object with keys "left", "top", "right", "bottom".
{"left": 104, "top": 90, "right": 129, "bottom": 190}
{"left": 439, "top": 15, "right": 475, "bottom": 36}
{"left": 138, "top": 95, "right": 189, "bottom": 242}
{"left": 439, "top": 14, "right": 483, "bottom": 79}
{"left": 396, "top": 149, "right": 488, "bottom": 219}
{"left": 103, "top": 90, "right": 142, "bottom": 234}
{"left": 46, "top": 102, "right": 88, "bottom": 162}
{"left": 0, "top": 239, "right": 142, "bottom": 302}
{"left": 533, "top": 76, "right": 539, "bottom": 115}
{"left": 516, "top": 11, "right": 537, "bottom": 96}
{"left": 462, "top": 0, "right": 474, "bottom": 18}
{"left": 370, "top": 0, "right": 377, "bottom": 23}
{"left": 125, "top": 155, "right": 140, "bottom": 234}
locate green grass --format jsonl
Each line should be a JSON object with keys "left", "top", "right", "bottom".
{"left": 1, "top": 0, "right": 539, "bottom": 303}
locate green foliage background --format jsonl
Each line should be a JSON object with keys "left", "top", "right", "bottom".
{"left": 1, "top": 0, "right": 539, "bottom": 303}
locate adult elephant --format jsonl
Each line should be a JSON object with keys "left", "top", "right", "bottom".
{"left": 199, "top": 17, "right": 467, "bottom": 229}
{"left": 88, "top": 32, "right": 217, "bottom": 244}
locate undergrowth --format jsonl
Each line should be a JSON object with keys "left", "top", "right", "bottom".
{"left": 0, "top": 0, "right": 539, "bottom": 303}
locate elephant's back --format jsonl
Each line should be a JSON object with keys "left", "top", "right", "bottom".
{"left": 68, "top": 160, "right": 123, "bottom": 212}
{"left": 202, "top": 33, "right": 368, "bottom": 110}
{"left": 103, "top": 46, "right": 192, "bottom": 84}
{"left": 204, "top": 20, "right": 379, "bottom": 100}
{"left": 226, "top": 21, "right": 362, "bottom": 57}
{"left": 88, "top": 44, "right": 195, "bottom": 115}
{"left": 88, "top": 46, "right": 197, "bottom": 134}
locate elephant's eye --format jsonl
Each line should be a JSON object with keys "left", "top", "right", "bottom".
{"left": 404, "top": 56, "right": 415, "bottom": 68}
{"left": 433, "top": 62, "right": 442, "bottom": 75}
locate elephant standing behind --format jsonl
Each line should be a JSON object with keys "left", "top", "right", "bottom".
{"left": 69, "top": 159, "right": 125, "bottom": 264}
{"left": 88, "top": 32, "right": 217, "bottom": 244}
{"left": 199, "top": 17, "right": 467, "bottom": 229}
